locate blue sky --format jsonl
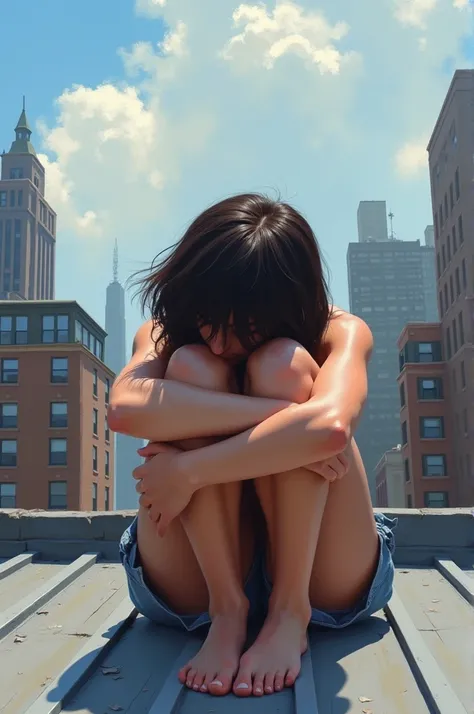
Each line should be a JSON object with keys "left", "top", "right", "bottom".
{"left": 1, "top": 0, "right": 473, "bottom": 355}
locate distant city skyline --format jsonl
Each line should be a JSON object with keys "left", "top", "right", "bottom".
{"left": 2, "top": 0, "right": 471, "bottom": 348}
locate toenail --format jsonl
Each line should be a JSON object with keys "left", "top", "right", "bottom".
{"left": 236, "top": 683, "right": 249, "bottom": 690}
{"left": 210, "top": 680, "right": 223, "bottom": 687}
{"left": 200, "top": 685, "right": 207, "bottom": 691}
{"left": 265, "top": 686, "right": 272, "bottom": 692}
{"left": 186, "top": 681, "right": 192, "bottom": 687}
{"left": 193, "top": 684, "right": 199, "bottom": 690}
{"left": 255, "top": 687, "right": 263, "bottom": 693}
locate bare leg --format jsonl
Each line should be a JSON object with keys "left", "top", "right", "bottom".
{"left": 137, "top": 345, "right": 253, "bottom": 696}
{"left": 233, "top": 339, "right": 379, "bottom": 697}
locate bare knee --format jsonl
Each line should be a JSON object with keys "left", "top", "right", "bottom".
{"left": 246, "top": 338, "right": 318, "bottom": 403}
{"left": 165, "top": 344, "right": 234, "bottom": 392}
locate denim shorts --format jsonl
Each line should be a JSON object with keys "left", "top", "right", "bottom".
{"left": 119, "top": 512, "right": 397, "bottom": 631}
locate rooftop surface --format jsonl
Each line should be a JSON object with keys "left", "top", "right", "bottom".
{"left": 0, "top": 508, "right": 473, "bottom": 714}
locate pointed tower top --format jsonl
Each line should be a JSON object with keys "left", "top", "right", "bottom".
{"left": 113, "top": 239, "right": 119, "bottom": 283}
{"left": 8, "top": 98, "right": 36, "bottom": 156}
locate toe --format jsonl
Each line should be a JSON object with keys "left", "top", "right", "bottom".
{"left": 178, "top": 664, "right": 191, "bottom": 685}
{"left": 185, "top": 668, "right": 197, "bottom": 689}
{"left": 192, "top": 671, "right": 206, "bottom": 692}
{"left": 233, "top": 669, "right": 253, "bottom": 697}
{"left": 208, "top": 669, "right": 233, "bottom": 697}
{"left": 285, "top": 667, "right": 300, "bottom": 688}
{"left": 252, "top": 672, "right": 265, "bottom": 696}
{"left": 274, "top": 672, "right": 285, "bottom": 692}
{"left": 264, "top": 672, "right": 275, "bottom": 695}
{"left": 200, "top": 672, "right": 216, "bottom": 693}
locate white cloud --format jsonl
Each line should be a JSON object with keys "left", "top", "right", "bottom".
{"left": 395, "top": 137, "right": 429, "bottom": 177}
{"left": 135, "top": 0, "right": 166, "bottom": 19}
{"left": 222, "top": 2, "right": 356, "bottom": 74}
{"left": 393, "top": 0, "right": 437, "bottom": 28}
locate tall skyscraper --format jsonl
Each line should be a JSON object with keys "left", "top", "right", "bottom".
{"left": 347, "top": 210, "right": 438, "bottom": 499}
{"left": 427, "top": 69, "right": 474, "bottom": 504}
{"left": 357, "top": 201, "right": 389, "bottom": 243}
{"left": 104, "top": 241, "right": 142, "bottom": 510}
{"left": 0, "top": 101, "right": 56, "bottom": 300}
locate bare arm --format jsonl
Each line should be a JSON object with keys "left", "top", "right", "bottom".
{"left": 177, "top": 312, "right": 373, "bottom": 489}
{"left": 108, "top": 320, "right": 292, "bottom": 442}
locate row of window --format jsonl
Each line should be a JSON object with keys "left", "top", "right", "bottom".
{"left": 0, "top": 358, "right": 110, "bottom": 401}
{"left": 0, "top": 189, "right": 23, "bottom": 209}
{"left": 0, "top": 314, "right": 104, "bottom": 359}
{"left": 438, "top": 257, "right": 467, "bottom": 316}
{"left": 0, "top": 218, "right": 22, "bottom": 293}
{"left": 0, "top": 481, "right": 111, "bottom": 511}
{"left": 0, "top": 437, "right": 110, "bottom": 474}
{"left": 435, "top": 169, "right": 461, "bottom": 238}
{"left": 445, "top": 311, "right": 465, "bottom": 360}
{"left": 0, "top": 401, "right": 110, "bottom": 439}
{"left": 401, "top": 416, "right": 445, "bottom": 443}
{"left": 399, "top": 341, "right": 441, "bottom": 370}
{"left": 404, "top": 454, "right": 447, "bottom": 480}
{"left": 399, "top": 377, "right": 443, "bottom": 407}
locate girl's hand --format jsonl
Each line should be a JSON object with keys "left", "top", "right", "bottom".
{"left": 138, "top": 441, "right": 182, "bottom": 461}
{"left": 305, "top": 452, "right": 349, "bottom": 482}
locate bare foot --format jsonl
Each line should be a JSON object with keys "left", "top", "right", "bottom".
{"left": 178, "top": 607, "right": 248, "bottom": 696}
{"left": 233, "top": 607, "right": 310, "bottom": 697}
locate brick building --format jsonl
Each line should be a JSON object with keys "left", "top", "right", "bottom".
{"left": 375, "top": 446, "right": 405, "bottom": 508}
{"left": 397, "top": 323, "right": 456, "bottom": 508}
{"left": 0, "top": 300, "right": 115, "bottom": 511}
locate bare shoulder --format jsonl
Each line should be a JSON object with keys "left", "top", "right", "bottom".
{"left": 132, "top": 319, "right": 162, "bottom": 357}
{"left": 322, "top": 306, "right": 373, "bottom": 355}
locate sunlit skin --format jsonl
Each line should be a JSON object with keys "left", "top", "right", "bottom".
{"left": 110, "top": 306, "right": 378, "bottom": 698}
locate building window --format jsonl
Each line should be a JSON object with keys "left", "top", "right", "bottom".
{"left": 1, "top": 359, "right": 18, "bottom": 384}
{"left": 75, "top": 320, "right": 82, "bottom": 343}
{"left": 9, "top": 168, "right": 23, "bottom": 179}
{"left": 105, "top": 486, "right": 110, "bottom": 511}
{"left": 399, "top": 382, "right": 405, "bottom": 407}
{"left": 417, "top": 377, "right": 443, "bottom": 400}
{"left": 461, "top": 360, "right": 466, "bottom": 389}
{"left": 93, "top": 369, "right": 98, "bottom": 397}
{"left": 447, "top": 234, "right": 451, "bottom": 262}
{"left": 441, "top": 245, "right": 446, "bottom": 271}
{"left": 0, "top": 439, "right": 17, "bottom": 466}
{"left": 93, "top": 445, "right": 98, "bottom": 472}
{"left": 420, "top": 417, "right": 444, "bottom": 439}
{"left": 455, "top": 268, "right": 461, "bottom": 297}
{"left": 0, "top": 483, "right": 16, "bottom": 508}
{"left": 461, "top": 259, "right": 467, "bottom": 290}
{"left": 406, "top": 494, "right": 412, "bottom": 508}
{"left": 418, "top": 342, "right": 437, "bottom": 362}
{"left": 458, "top": 214, "right": 463, "bottom": 243}
{"left": 449, "top": 183, "right": 454, "bottom": 211}
{"left": 105, "top": 416, "right": 110, "bottom": 442}
{"left": 0, "top": 191, "right": 7, "bottom": 207}
{"left": 42, "top": 315, "right": 69, "bottom": 343}
{"left": 49, "top": 481, "right": 67, "bottom": 510}
{"left": 93, "top": 408, "right": 98, "bottom": 436}
{"left": 422, "top": 454, "right": 447, "bottom": 477}
{"left": 452, "top": 318, "right": 458, "bottom": 354}
{"left": 49, "top": 438, "right": 67, "bottom": 466}
{"left": 105, "top": 378, "right": 110, "bottom": 404}
{"left": 439, "top": 290, "right": 444, "bottom": 316}
{"left": 401, "top": 421, "right": 408, "bottom": 445}
{"left": 92, "top": 482, "right": 98, "bottom": 511}
{"left": 15, "top": 316, "right": 28, "bottom": 344}
{"left": 105, "top": 450, "right": 110, "bottom": 477}
{"left": 404, "top": 459, "right": 410, "bottom": 482}
{"left": 0, "top": 403, "right": 18, "bottom": 429}
{"left": 51, "top": 357, "right": 68, "bottom": 383}
{"left": 444, "top": 193, "right": 448, "bottom": 220}
{"left": 446, "top": 327, "right": 452, "bottom": 360}
{"left": 449, "top": 275, "right": 454, "bottom": 305}
{"left": 458, "top": 312, "right": 464, "bottom": 346}
{"left": 0, "top": 316, "right": 13, "bottom": 344}
{"left": 463, "top": 408, "right": 468, "bottom": 435}
{"left": 50, "top": 402, "right": 68, "bottom": 428}
{"left": 424, "top": 491, "right": 449, "bottom": 508}
{"left": 454, "top": 167, "right": 460, "bottom": 200}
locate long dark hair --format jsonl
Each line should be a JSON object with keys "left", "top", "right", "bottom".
{"left": 134, "top": 193, "right": 331, "bottom": 354}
